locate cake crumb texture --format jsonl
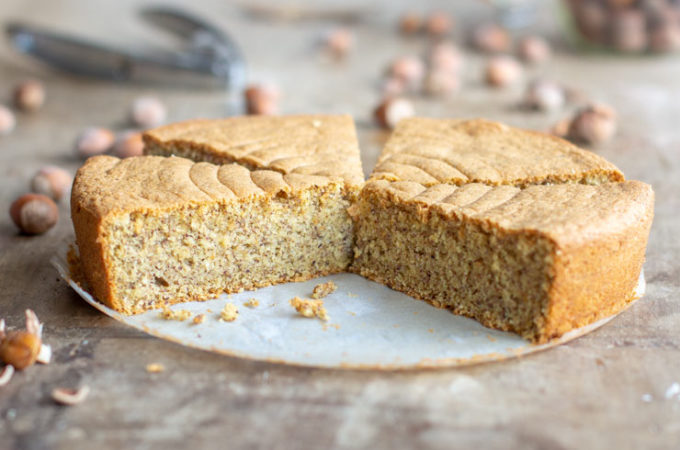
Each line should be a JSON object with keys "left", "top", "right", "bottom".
{"left": 312, "top": 281, "right": 337, "bottom": 299}
{"left": 220, "top": 303, "right": 238, "bottom": 322}
{"left": 290, "top": 297, "right": 329, "bottom": 321}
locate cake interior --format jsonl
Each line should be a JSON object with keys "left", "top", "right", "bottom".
{"left": 102, "top": 183, "right": 353, "bottom": 314}
{"left": 350, "top": 187, "right": 555, "bottom": 341}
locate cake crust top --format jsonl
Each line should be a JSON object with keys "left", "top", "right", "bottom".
{"left": 72, "top": 155, "right": 343, "bottom": 218}
{"left": 370, "top": 118, "right": 624, "bottom": 186}
{"left": 143, "top": 114, "right": 364, "bottom": 187}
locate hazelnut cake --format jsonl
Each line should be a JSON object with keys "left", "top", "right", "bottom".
{"left": 351, "top": 118, "right": 654, "bottom": 342}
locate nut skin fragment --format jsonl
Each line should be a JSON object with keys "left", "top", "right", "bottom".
{"left": 9, "top": 194, "right": 58, "bottom": 235}
{"left": 52, "top": 386, "right": 90, "bottom": 406}
{"left": 0, "top": 331, "right": 41, "bottom": 370}
{"left": 220, "top": 303, "right": 238, "bottom": 322}
{"left": 289, "top": 297, "right": 329, "bottom": 321}
{"left": 312, "top": 281, "right": 337, "bottom": 299}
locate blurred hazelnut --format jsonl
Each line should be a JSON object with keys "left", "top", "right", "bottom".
{"left": 130, "top": 97, "right": 167, "bottom": 128}
{"left": 381, "top": 77, "right": 408, "bottom": 98}
{"left": 325, "top": 28, "right": 354, "bottom": 58}
{"left": 0, "top": 330, "right": 41, "bottom": 370}
{"left": 30, "top": 166, "right": 72, "bottom": 202}
{"left": 568, "top": 103, "right": 617, "bottom": 144}
{"left": 485, "top": 56, "right": 523, "bottom": 88}
{"left": 113, "top": 131, "right": 145, "bottom": 158}
{"left": 388, "top": 56, "right": 425, "bottom": 88}
{"left": 399, "top": 12, "right": 423, "bottom": 35}
{"left": 427, "top": 42, "right": 463, "bottom": 73}
{"left": 550, "top": 118, "right": 572, "bottom": 138}
{"left": 573, "top": 0, "right": 608, "bottom": 42}
{"left": 518, "top": 36, "right": 551, "bottom": 64}
{"left": 649, "top": 21, "right": 680, "bottom": 52}
{"left": 75, "top": 127, "right": 115, "bottom": 158}
{"left": 523, "top": 80, "right": 565, "bottom": 112}
{"left": 472, "top": 23, "right": 511, "bottom": 53}
{"left": 374, "top": 97, "right": 415, "bottom": 129}
{"left": 0, "top": 105, "right": 16, "bottom": 135}
{"left": 609, "top": 10, "right": 648, "bottom": 52}
{"left": 9, "top": 193, "right": 59, "bottom": 235}
{"left": 425, "top": 11, "right": 453, "bottom": 37}
{"left": 13, "top": 80, "right": 45, "bottom": 112}
{"left": 423, "top": 70, "right": 460, "bottom": 96}
{"left": 244, "top": 84, "right": 281, "bottom": 115}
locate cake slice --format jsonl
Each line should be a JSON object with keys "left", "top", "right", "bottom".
{"left": 350, "top": 179, "right": 654, "bottom": 343}
{"left": 71, "top": 155, "right": 356, "bottom": 314}
{"left": 370, "top": 118, "right": 624, "bottom": 186}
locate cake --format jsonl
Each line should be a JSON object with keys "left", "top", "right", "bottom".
{"left": 351, "top": 118, "right": 654, "bottom": 342}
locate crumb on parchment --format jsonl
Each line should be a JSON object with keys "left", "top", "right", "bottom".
{"left": 312, "top": 281, "right": 337, "bottom": 299}
{"left": 159, "top": 307, "right": 192, "bottom": 321}
{"left": 146, "top": 363, "right": 165, "bottom": 373}
{"left": 289, "top": 297, "right": 329, "bottom": 321}
{"left": 192, "top": 314, "right": 206, "bottom": 325}
{"left": 220, "top": 303, "right": 238, "bottom": 322}
{"left": 243, "top": 298, "right": 259, "bottom": 308}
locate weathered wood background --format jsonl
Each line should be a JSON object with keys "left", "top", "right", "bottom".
{"left": 1, "top": 0, "right": 678, "bottom": 448}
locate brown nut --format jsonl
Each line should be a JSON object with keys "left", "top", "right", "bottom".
{"left": 374, "top": 97, "right": 414, "bottom": 129}
{"left": 425, "top": 11, "right": 453, "bottom": 37}
{"left": 550, "top": 118, "right": 572, "bottom": 138}
{"left": 484, "top": 56, "right": 523, "bottom": 88}
{"left": 518, "top": 36, "right": 551, "bottom": 64}
{"left": 649, "top": 21, "right": 680, "bottom": 52}
{"left": 381, "top": 77, "right": 407, "bottom": 98}
{"left": 9, "top": 193, "right": 59, "bottom": 235}
{"left": 423, "top": 69, "right": 460, "bottom": 96}
{"left": 573, "top": 0, "right": 608, "bottom": 43}
{"left": 609, "top": 10, "right": 648, "bottom": 52}
{"left": 427, "top": 41, "right": 463, "bottom": 73}
{"left": 325, "top": 28, "right": 354, "bottom": 58}
{"left": 130, "top": 97, "right": 167, "bottom": 128}
{"left": 113, "top": 131, "right": 145, "bottom": 158}
{"left": 244, "top": 84, "right": 280, "bottom": 115}
{"left": 388, "top": 56, "right": 425, "bottom": 87}
{"left": 0, "top": 105, "right": 16, "bottom": 135}
{"left": 523, "top": 80, "right": 565, "bottom": 111}
{"left": 30, "top": 166, "right": 73, "bottom": 202}
{"left": 75, "top": 127, "right": 115, "bottom": 158}
{"left": 472, "top": 23, "right": 511, "bottom": 53}
{"left": 0, "top": 330, "right": 41, "bottom": 370}
{"left": 568, "top": 103, "right": 617, "bottom": 144}
{"left": 399, "top": 12, "right": 423, "bottom": 35}
{"left": 13, "top": 80, "right": 45, "bottom": 112}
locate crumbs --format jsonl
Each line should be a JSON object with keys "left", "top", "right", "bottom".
{"left": 146, "top": 363, "right": 165, "bottom": 373}
{"left": 243, "top": 298, "right": 259, "bottom": 308}
{"left": 220, "top": 303, "right": 238, "bottom": 322}
{"left": 312, "top": 281, "right": 337, "bottom": 299}
{"left": 289, "top": 297, "right": 329, "bottom": 321}
{"left": 159, "top": 307, "right": 192, "bottom": 321}
{"left": 193, "top": 314, "right": 206, "bottom": 324}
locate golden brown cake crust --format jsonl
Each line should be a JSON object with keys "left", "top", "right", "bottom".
{"left": 143, "top": 114, "right": 364, "bottom": 188}
{"left": 370, "top": 118, "right": 624, "bottom": 186}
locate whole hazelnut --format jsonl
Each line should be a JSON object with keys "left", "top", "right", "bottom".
{"left": 518, "top": 36, "right": 551, "bottom": 64}
{"left": 472, "top": 23, "right": 511, "bottom": 53}
{"left": 0, "top": 105, "right": 16, "bottom": 135}
{"left": 0, "top": 330, "right": 41, "bottom": 370}
{"left": 381, "top": 77, "right": 407, "bottom": 98}
{"left": 423, "top": 70, "right": 460, "bottom": 96}
{"left": 485, "top": 56, "right": 523, "bottom": 88}
{"left": 75, "top": 127, "right": 115, "bottom": 158}
{"left": 573, "top": 0, "right": 608, "bottom": 43}
{"left": 374, "top": 97, "right": 415, "bottom": 129}
{"left": 399, "top": 12, "right": 423, "bottom": 35}
{"left": 13, "top": 80, "right": 46, "bottom": 112}
{"left": 609, "top": 10, "right": 648, "bottom": 52}
{"left": 568, "top": 103, "right": 617, "bottom": 144}
{"left": 30, "top": 166, "right": 73, "bottom": 202}
{"left": 427, "top": 42, "right": 463, "bottom": 73}
{"left": 425, "top": 11, "right": 453, "bottom": 37}
{"left": 130, "top": 97, "right": 167, "bottom": 128}
{"left": 244, "top": 84, "right": 280, "bottom": 115}
{"left": 10, "top": 193, "right": 59, "bottom": 235}
{"left": 550, "top": 117, "right": 572, "bottom": 138}
{"left": 325, "top": 28, "right": 354, "bottom": 58}
{"left": 649, "top": 21, "right": 680, "bottom": 52}
{"left": 388, "top": 56, "right": 426, "bottom": 88}
{"left": 113, "top": 131, "right": 145, "bottom": 158}
{"left": 523, "top": 80, "right": 565, "bottom": 112}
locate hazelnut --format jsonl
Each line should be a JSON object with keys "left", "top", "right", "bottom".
{"left": 381, "top": 77, "right": 407, "bottom": 98}
{"left": 388, "top": 56, "right": 425, "bottom": 88}
{"left": 425, "top": 11, "right": 453, "bottom": 37}
{"left": 244, "top": 83, "right": 280, "bottom": 115}
{"left": 324, "top": 28, "right": 354, "bottom": 58}
{"left": 113, "top": 131, "right": 145, "bottom": 158}
{"left": 30, "top": 166, "right": 73, "bottom": 201}
{"left": 374, "top": 97, "right": 415, "bottom": 129}
{"left": 649, "top": 21, "right": 680, "bottom": 52}
{"left": 518, "top": 36, "right": 551, "bottom": 64}
{"left": 609, "top": 10, "right": 648, "bottom": 52}
{"left": 75, "top": 127, "right": 115, "bottom": 157}
{"left": 568, "top": 103, "right": 617, "bottom": 145}
{"left": 0, "top": 330, "right": 41, "bottom": 370}
{"left": 399, "top": 12, "right": 423, "bottom": 35}
{"left": 550, "top": 118, "right": 572, "bottom": 138}
{"left": 130, "top": 97, "right": 167, "bottom": 128}
{"left": 423, "top": 70, "right": 460, "bottom": 96}
{"left": 427, "top": 42, "right": 463, "bottom": 74}
{"left": 523, "top": 80, "right": 565, "bottom": 112}
{"left": 472, "top": 23, "right": 511, "bottom": 53}
{"left": 13, "top": 80, "right": 45, "bottom": 112}
{"left": 0, "top": 105, "right": 16, "bottom": 135}
{"left": 573, "top": 0, "right": 608, "bottom": 43}
{"left": 484, "top": 56, "right": 523, "bottom": 88}
{"left": 9, "top": 193, "right": 59, "bottom": 235}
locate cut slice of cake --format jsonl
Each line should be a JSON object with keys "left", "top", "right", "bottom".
{"left": 370, "top": 118, "right": 624, "bottom": 186}
{"left": 350, "top": 179, "right": 654, "bottom": 343}
{"left": 143, "top": 114, "right": 365, "bottom": 193}
{"left": 71, "top": 155, "right": 356, "bottom": 314}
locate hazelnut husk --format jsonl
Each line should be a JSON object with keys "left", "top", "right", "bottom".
{"left": 31, "top": 166, "right": 73, "bottom": 202}
{"left": 10, "top": 193, "right": 59, "bottom": 235}
{"left": 0, "top": 330, "right": 41, "bottom": 370}
{"left": 13, "top": 80, "right": 45, "bottom": 112}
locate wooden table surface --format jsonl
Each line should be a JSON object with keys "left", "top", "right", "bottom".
{"left": 1, "top": 1, "right": 679, "bottom": 449}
